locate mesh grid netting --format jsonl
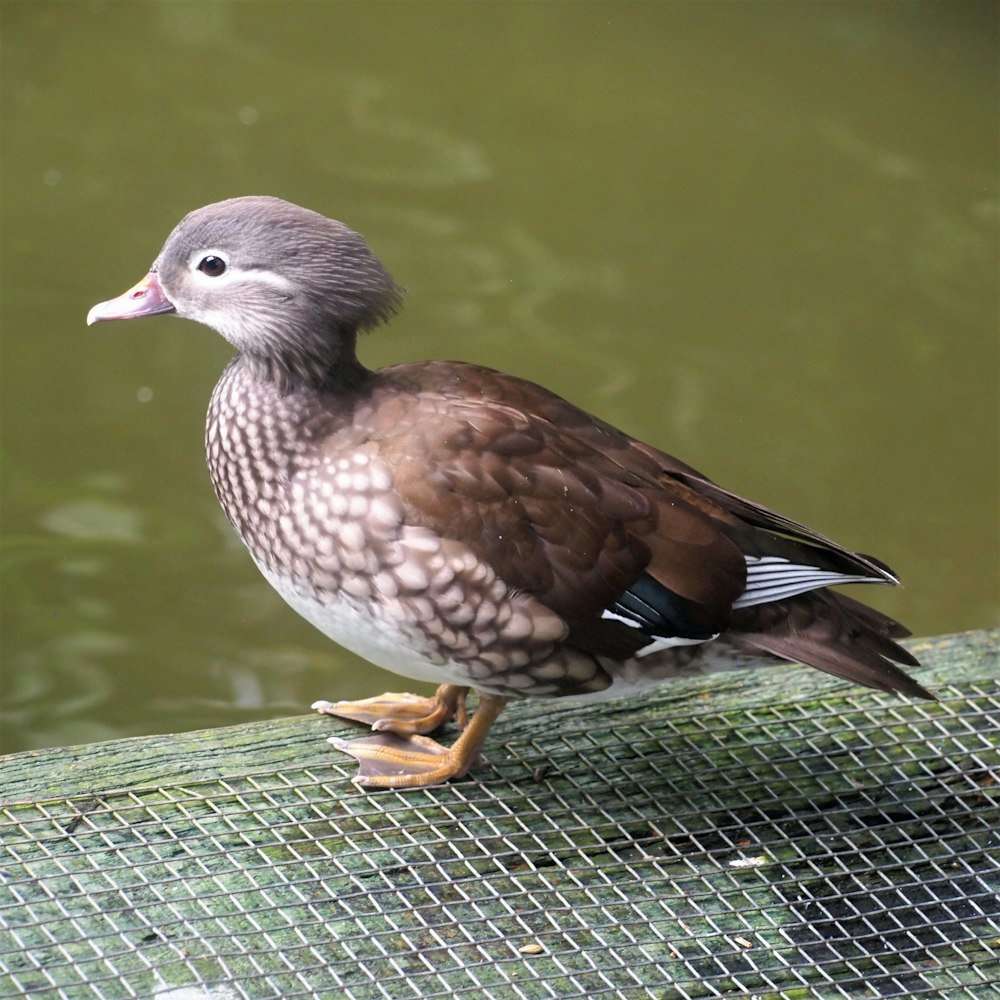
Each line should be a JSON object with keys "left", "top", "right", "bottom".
{"left": 1, "top": 676, "right": 997, "bottom": 999}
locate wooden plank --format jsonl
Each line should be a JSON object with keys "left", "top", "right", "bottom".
{"left": 2, "top": 629, "right": 995, "bottom": 804}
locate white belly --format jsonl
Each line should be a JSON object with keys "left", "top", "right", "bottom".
{"left": 255, "top": 561, "right": 477, "bottom": 689}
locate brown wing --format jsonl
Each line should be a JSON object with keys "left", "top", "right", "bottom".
{"left": 357, "top": 361, "right": 927, "bottom": 698}
{"left": 369, "top": 362, "right": 749, "bottom": 656}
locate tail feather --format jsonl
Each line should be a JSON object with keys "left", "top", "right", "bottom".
{"left": 728, "top": 589, "right": 932, "bottom": 700}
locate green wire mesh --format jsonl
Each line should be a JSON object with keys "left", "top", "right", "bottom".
{"left": 2, "top": 676, "right": 998, "bottom": 999}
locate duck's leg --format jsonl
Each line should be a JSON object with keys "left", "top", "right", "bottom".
{"left": 325, "top": 691, "right": 508, "bottom": 790}
{"left": 313, "top": 683, "right": 470, "bottom": 734}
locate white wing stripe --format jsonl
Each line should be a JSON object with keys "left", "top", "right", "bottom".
{"left": 600, "top": 608, "right": 717, "bottom": 654}
{"left": 734, "top": 555, "right": 877, "bottom": 609}
{"left": 601, "top": 609, "right": 642, "bottom": 629}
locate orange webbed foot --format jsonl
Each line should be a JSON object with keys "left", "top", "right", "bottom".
{"left": 317, "top": 687, "right": 507, "bottom": 790}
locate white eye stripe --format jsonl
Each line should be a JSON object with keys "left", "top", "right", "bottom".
{"left": 188, "top": 251, "right": 295, "bottom": 294}
{"left": 239, "top": 269, "right": 296, "bottom": 294}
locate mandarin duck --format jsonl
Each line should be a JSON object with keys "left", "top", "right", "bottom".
{"left": 88, "top": 196, "right": 930, "bottom": 789}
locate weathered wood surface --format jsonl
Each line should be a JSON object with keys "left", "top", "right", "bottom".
{"left": 4, "top": 629, "right": 996, "bottom": 804}
{"left": 1, "top": 630, "right": 997, "bottom": 1000}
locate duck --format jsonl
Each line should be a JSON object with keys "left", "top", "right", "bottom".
{"left": 87, "top": 195, "right": 931, "bottom": 790}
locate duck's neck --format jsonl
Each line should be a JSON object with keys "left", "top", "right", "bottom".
{"left": 243, "top": 328, "right": 373, "bottom": 396}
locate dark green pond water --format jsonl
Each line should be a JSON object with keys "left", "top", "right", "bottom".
{"left": 2, "top": 1, "right": 997, "bottom": 754}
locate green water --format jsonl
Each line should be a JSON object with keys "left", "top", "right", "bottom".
{"left": 2, "top": 1, "right": 997, "bottom": 753}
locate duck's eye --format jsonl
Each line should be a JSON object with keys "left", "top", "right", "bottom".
{"left": 198, "top": 255, "right": 227, "bottom": 277}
